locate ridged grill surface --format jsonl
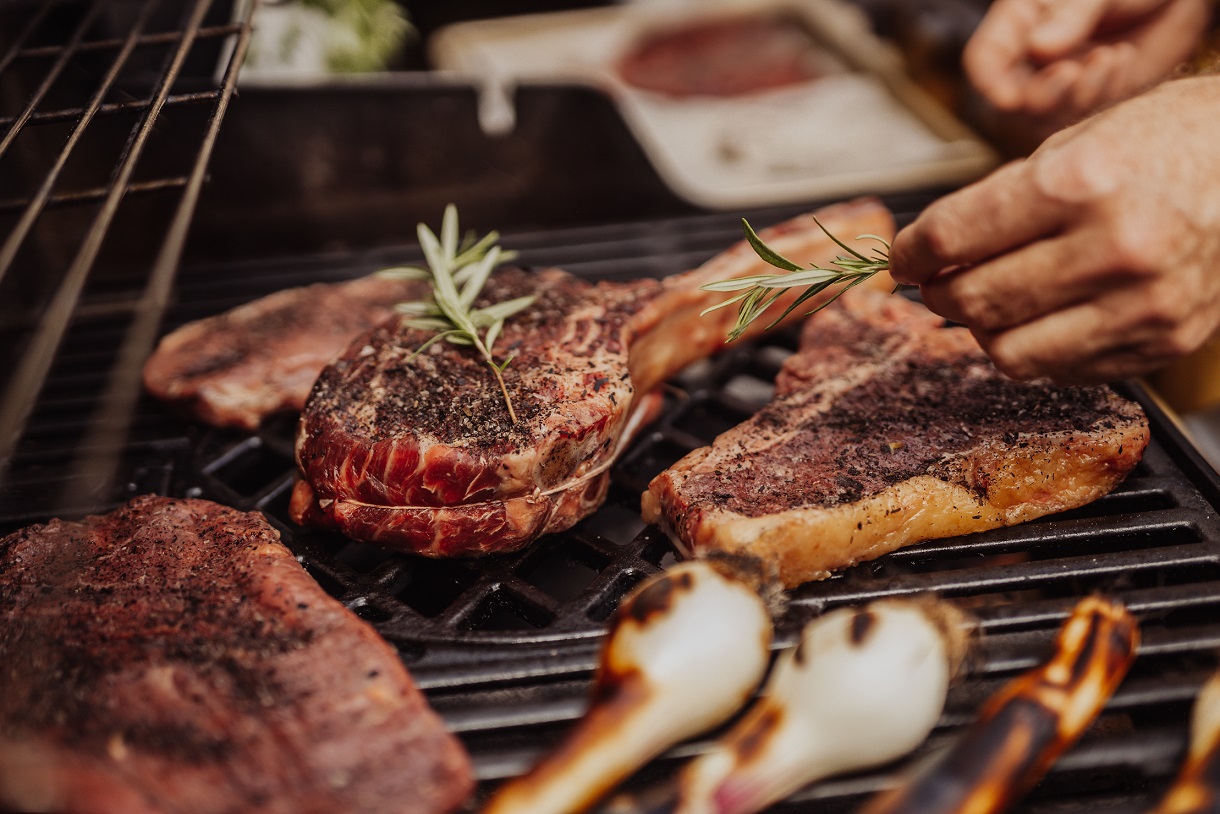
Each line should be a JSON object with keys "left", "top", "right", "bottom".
{"left": 4, "top": 196, "right": 1220, "bottom": 812}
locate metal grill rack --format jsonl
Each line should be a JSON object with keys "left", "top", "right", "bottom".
{"left": 0, "top": 0, "right": 255, "bottom": 495}
{"left": 5, "top": 191, "right": 1220, "bottom": 812}
{"left": 3, "top": 4, "right": 1220, "bottom": 810}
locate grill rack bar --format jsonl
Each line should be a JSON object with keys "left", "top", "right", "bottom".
{"left": 0, "top": 0, "right": 257, "bottom": 482}
{"left": 0, "top": 89, "right": 226, "bottom": 133}
{"left": 2, "top": 154, "right": 1219, "bottom": 810}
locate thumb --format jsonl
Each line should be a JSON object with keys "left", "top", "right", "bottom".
{"left": 1028, "top": 0, "right": 1110, "bottom": 58}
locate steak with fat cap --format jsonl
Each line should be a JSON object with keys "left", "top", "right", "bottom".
{"left": 291, "top": 199, "right": 896, "bottom": 556}
{"left": 642, "top": 290, "right": 1150, "bottom": 588}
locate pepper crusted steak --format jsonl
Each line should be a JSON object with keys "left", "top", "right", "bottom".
{"left": 0, "top": 495, "right": 472, "bottom": 814}
{"left": 290, "top": 199, "right": 896, "bottom": 557}
{"left": 143, "top": 275, "right": 427, "bottom": 430}
{"left": 642, "top": 290, "right": 1150, "bottom": 588}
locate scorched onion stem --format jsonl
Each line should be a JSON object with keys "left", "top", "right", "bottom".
{"left": 859, "top": 595, "right": 1139, "bottom": 814}
{"left": 481, "top": 560, "right": 774, "bottom": 814}
{"left": 1144, "top": 670, "right": 1220, "bottom": 814}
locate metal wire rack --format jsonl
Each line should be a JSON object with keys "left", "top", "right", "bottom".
{"left": 0, "top": 0, "right": 256, "bottom": 501}
{"left": 4, "top": 7, "right": 1220, "bottom": 810}
{"left": 4, "top": 197, "right": 1215, "bottom": 812}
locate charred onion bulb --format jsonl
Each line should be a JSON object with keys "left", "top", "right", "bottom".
{"left": 664, "top": 598, "right": 969, "bottom": 814}
{"left": 481, "top": 559, "right": 774, "bottom": 814}
{"left": 860, "top": 595, "right": 1139, "bottom": 814}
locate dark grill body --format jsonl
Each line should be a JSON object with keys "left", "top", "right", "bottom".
{"left": 4, "top": 3, "right": 1220, "bottom": 814}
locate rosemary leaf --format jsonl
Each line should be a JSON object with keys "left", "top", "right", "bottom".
{"left": 704, "top": 215, "right": 891, "bottom": 341}
{"left": 402, "top": 317, "right": 453, "bottom": 333}
{"left": 700, "top": 274, "right": 787, "bottom": 293}
{"left": 376, "top": 265, "right": 430, "bottom": 281}
{"left": 699, "top": 289, "right": 756, "bottom": 317}
{"left": 743, "top": 219, "right": 804, "bottom": 271}
{"left": 752, "top": 268, "right": 842, "bottom": 289}
{"left": 484, "top": 320, "right": 505, "bottom": 354}
{"left": 459, "top": 245, "right": 501, "bottom": 309}
{"left": 388, "top": 204, "right": 534, "bottom": 423}
{"left": 475, "top": 295, "right": 537, "bottom": 324}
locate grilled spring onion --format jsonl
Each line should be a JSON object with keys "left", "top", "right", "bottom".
{"left": 481, "top": 559, "right": 775, "bottom": 814}
{"left": 1144, "top": 670, "right": 1220, "bottom": 814}
{"left": 610, "top": 597, "right": 970, "bottom": 814}
{"left": 859, "top": 595, "right": 1139, "bottom": 814}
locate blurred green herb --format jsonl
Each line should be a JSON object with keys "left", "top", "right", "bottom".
{"left": 377, "top": 205, "right": 532, "bottom": 423}
{"left": 701, "top": 217, "right": 891, "bottom": 341}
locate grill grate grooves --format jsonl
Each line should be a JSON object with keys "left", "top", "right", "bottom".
{"left": 5, "top": 197, "right": 1220, "bottom": 811}
{"left": 0, "top": 0, "right": 256, "bottom": 486}
{"left": 3, "top": 173, "right": 1220, "bottom": 807}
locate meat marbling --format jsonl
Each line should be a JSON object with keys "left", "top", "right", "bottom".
{"left": 642, "top": 290, "right": 1150, "bottom": 588}
{"left": 0, "top": 495, "right": 472, "bottom": 814}
{"left": 291, "top": 199, "right": 896, "bottom": 556}
{"left": 143, "top": 275, "right": 426, "bottom": 430}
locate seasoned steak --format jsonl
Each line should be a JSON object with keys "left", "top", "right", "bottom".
{"left": 0, "top": 495, "right": 472, "bottom": 814}
{"left": 642, "top": 290, "right": 1150, "bottom": 588}
{"left": 143, "top": 276, "right": 426, "bottom": 430}
{"left": 291, "top": 199, "right": 896, "bottom": 556}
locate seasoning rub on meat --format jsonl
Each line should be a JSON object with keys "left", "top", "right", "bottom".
{"left": 643, "top": 289, "right": 1150, "bottom": 588}
{"left": 143, "top": 275, "right": 426, "bottom": 430}
{"left": 291, "top": 199, "right": 895, "bottom": 557}
{"left": 0, "top": 496, "right": 472, "bottom": 814}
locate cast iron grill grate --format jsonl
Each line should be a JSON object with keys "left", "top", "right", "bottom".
{"left": 4, "top": 193, "right": 1220, "bottom": 812}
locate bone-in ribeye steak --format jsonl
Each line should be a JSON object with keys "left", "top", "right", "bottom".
{"left": 143, "top": 275, "right": 426, "bottom": 430}
{"left": 0, "top": 495, "right": 472, "bottom": 814}
{"left": 642, "top": 290, "right": 1150, "bottom": 588}
{"left": 290, "top": 199, "right": 896, "bottom": 556}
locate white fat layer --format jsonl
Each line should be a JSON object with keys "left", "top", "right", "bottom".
{"left": 677, "top": 599, "right": 952, "bottom": 814}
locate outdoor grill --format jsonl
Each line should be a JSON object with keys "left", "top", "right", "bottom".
{"left": 5, "top": 3, "right": 1220, "bottom": 814}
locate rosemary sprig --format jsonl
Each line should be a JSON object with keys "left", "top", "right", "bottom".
{"left": 376, "top": 204, "right": 533, "bottom": 423}
{"left": 701, "top": 217, "right": 891, "bottom": 341}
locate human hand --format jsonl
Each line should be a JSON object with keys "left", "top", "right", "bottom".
{"left": 964, "top": 0, "right": 1211, "bottom": 141}
{"left": 888, "top": 76, "right": 1220, "bottom": 385}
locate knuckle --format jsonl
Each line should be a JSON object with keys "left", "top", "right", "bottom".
{"left": 1139, "top": 284, "right": 1187, "bottom": 329}
{"left": 956, "top": 290, "right": 1004, "bottom": 330}
{"left": 1160, "top": 323, "right": 1206, "bottom": 360}
{"left": 982, "top": 337, "right": 1035, "bottom": 381}
{"left": 920, "top": 208, "right": 965, "bottom": 262}
{"left": 1103, "top": 218, "right": 1162, "bottom": 275}
{"left": 1032, "top": 147, "right": 1117, "bottom": 205}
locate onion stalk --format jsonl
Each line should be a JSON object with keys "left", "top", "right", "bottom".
{"left": 1145, "top": 670, "right": 1220, "bottom": 814}
{"left": 612, "top": 597, "right": 969, "bottom": 814}
{"left": 482, "top": 559, "right": 774, "bottom": 814}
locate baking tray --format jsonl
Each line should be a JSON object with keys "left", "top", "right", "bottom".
{"left": 429, "top": 0, "right": 999, "bottom": 209}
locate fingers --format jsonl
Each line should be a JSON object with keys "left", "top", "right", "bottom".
{"left": 917, "top": 234, "right": 1103, "bottom": 333}
{"left": 1120, "top": 0, "right": 1213, "bottom": 88}
{"left": 971, "top": 284, "right": 1206, "bottom": 385}
{"left": 889, "top": 161, "right": 1070, "bottom": 286}
{"left": 963, "top": 0, "right": 1043, "bottom": 109}
{"left": 1068, "top": 45, "right": 1126, "bottom": 113}
{"left": 1027, "top": 0, "right": 1111, "bottom": 59}
{"left": 1022, "top": 60, "right": 1084, "bottom": 115}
